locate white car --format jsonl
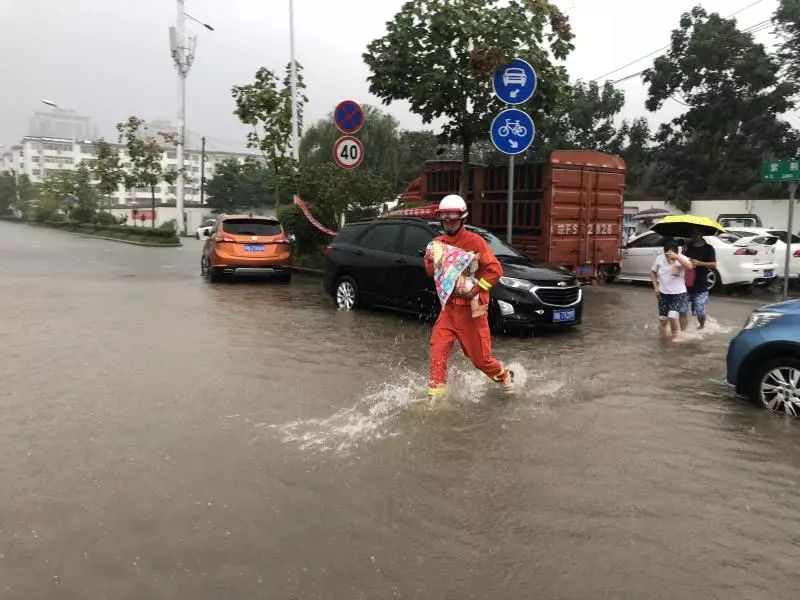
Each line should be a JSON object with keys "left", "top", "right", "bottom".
{"left": 195, "top": 219, "right": 216, "bottom": 240}
{"left": 619, "top": 231, "right": 778, "bottom": 292}
{"left": 724, "top": 227, "right": 800, "bottom": 279}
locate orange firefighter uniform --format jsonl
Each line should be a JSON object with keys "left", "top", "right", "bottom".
{"left": 424, "top": 226, "right": 510, "bottom": 397}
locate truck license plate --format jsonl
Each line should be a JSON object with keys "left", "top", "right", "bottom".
{"left": 763, "top": 269, "right": 775, "bottom": 278}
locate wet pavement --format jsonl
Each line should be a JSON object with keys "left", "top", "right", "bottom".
{"left": 1, "top": 221, "right": 799, "bottom": 599}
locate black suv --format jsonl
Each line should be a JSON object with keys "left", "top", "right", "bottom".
{"left": 323, "top": 217, "right": 582, "bottom": 330}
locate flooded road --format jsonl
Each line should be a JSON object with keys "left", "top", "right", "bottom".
{"left": 1, "top": 221, "right": 799, "bottom": 599}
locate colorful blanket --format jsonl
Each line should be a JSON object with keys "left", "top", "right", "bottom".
{"left": 427, "top": 240, "right": 476, "bottom": 306}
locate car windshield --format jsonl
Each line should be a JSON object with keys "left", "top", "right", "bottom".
{"left": 222, "top": 219, "right": 281, "bottom": 236}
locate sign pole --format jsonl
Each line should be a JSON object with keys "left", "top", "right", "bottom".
{"left": 784, "top": 181, "right": 796, "bottom": 300}
{"left": 506, "top": 155, "right": 514, "bottom": 243}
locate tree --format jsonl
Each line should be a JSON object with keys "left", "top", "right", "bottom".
{"left": 774, "top": 0, "right": 800, "bottom": 89}
{"left": 40, "top": 165, "right": 99, "bottom": 222}
{"left": 616, "top": 117, "right": 653, "bottom": 196}
{"left": 90, "top": 140, "right": 124, "bottom": 211}
{"left": 643, "top": 6, "right": 798, "bottom": 208}
{"left": 300, "top": 106, "right": 447, "bottom": 194}
{"left": 15, "top": 174, "right": 38, "bottom": 217}
{"left": 205, "top": 159, "right": 273, "bottom": 213}
{"left": 276, "top": 164, "right": 392, "bottom": 253}
{"left": 0, "top": 172, "right": 16, "bottom": 215}
{"left": 232, "top": 62, "right": 308, "bottom": 185}
{"left": 117, "top": 116, "right": 180, "bottom": 229}
{"left": 364, "top": 0, "right": 574, "bottom": 196}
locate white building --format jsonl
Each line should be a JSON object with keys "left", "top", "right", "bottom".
{"left": 0, "top": 135, "right": 258, "bottom": 208}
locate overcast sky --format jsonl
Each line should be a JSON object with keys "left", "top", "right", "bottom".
{"left": 0, "top": 0, "right": 781, "bottom": 154}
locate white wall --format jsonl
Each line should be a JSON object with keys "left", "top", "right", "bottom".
{"left": 109, "top": 207, "right": 214, "bottom": 233}
{"left": 627, "top": 198, "right": 800, "bottom": 233}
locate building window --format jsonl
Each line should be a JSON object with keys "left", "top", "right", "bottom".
{"left": 32, "top": 169, "right": 40, "bottom": 176}
{"left": 80, "top": 145, "right": 95, "bottom": 154}
{"left": 32, "top": 156, "right": 40, "bottom": 162}
{"left": 43, "top": 143, "right": 71, "bottom": 152}
{"left": 167, "top": 151, "right": 176, "bottom": 159}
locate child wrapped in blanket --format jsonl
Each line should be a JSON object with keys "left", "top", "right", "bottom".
{"left": 454, "top": 254, "right": 488, "bottom": 318}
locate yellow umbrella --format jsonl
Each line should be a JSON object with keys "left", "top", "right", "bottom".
{"left": 651, "top": 215, "right": 726, "bottom": 238}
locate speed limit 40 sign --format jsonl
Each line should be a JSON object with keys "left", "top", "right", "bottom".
{"left": 333, "top": 136, "right": 364, "bottom": 170}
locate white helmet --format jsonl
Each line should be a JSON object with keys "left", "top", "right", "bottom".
{"left": 436, "top": 194, "right": 468, "bottom": 219}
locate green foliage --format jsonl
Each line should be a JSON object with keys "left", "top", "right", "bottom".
{"left": 117, "top": 116, "right": 180, "bottom": 228}
{"left": 364, "top": 0, "right": 574, "bottom": 194}
{"left": 205, "top": 159, "right": 273, "bottom": 213}
{"left": 0, "top": 171, "right": 15, "bottom": 215}
{"left": 40, "top": 165, "right": 99, "bottom": 223}
{"left": 774, "top": 0, "right": 800, "bottom": 89}
{"left": 94, "top": 211, "right": 118, "bottom": 225}
{"left": 300, "top": 106, "right": 446, "bottom": 194}
{"left": 276, "top": 164, "right": 391, "bottom": 253}
{"left": 232, "top": 62, "right": 308, "bottom": 174}
{"left": 90, "top": 140, "right": 124, "bottom": 208}
{"left": 643, "top": 6, "right": 798, "bottom": 205}
{"left": 158, "top": 219, "right": 177, "bottom": 233}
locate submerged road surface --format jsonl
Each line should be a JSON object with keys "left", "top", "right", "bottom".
{"left": 1, "top": 222, "right": 798, "bottom": 599}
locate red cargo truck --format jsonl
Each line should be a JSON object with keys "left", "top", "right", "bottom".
{"left": 386, "top": 150, "right": 626, "bottom": 280}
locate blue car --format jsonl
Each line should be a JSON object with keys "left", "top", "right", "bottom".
{"left": 727, "top": 299, "right": 800, "bottom": 415}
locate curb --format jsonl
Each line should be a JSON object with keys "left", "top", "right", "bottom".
{"left": 70, "top": 232, "right": 182, "bottom": 247}
{"left": 288, "top": 266, "right": 324, "bottom": 276}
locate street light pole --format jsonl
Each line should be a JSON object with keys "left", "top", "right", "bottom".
{"left": 289, "top": 0, "right": 299, "bottom": 162}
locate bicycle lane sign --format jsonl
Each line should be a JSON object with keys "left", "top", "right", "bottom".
{"left": 490, "top": 108, "right": 535, "bottom": 155}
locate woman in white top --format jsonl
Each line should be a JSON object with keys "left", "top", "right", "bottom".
{"left": 650, "top": 240, "right": 694, "bottom": 342}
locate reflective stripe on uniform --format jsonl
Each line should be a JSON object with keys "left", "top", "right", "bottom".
{"left": 427, "top": 386, "right": 447, "bottom": 397}
{"left": 478, "top": 278, "right": 492, "bottom": 291}
{"left": 491, "top": 368, "right": 506, "bottom": 382}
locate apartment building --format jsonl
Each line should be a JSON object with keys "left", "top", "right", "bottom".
{"left": 0, "top": 135, "right": 258, "bottom": 207}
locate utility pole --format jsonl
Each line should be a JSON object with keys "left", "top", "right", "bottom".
{"left": 200, "top": 136, "right": 206, "bottom": 206}
{"left": 289, "top": 0, "right": 299, "bottom": 162}
{"left": 170, "top": 0, "right": 195, "bottom": 235}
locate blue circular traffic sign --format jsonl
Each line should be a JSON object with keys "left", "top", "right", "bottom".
{"left": 334, "top": 100, "right": 364, "bottom": 134}
{"left": 492, "top": 58, "right": 537, "bottom": 105}
{"left": 490, "top": 109, "right": 535, "bottom": 155}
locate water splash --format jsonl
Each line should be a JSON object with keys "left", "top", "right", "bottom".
{"left": 273, "top": 373, "right": 427, "bottom": 453}
{"left": 273, "top": 365, "right": 526, "bottom": 453}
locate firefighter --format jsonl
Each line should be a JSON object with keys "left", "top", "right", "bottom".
{"left": 424, "top": 194, "right": 514, "bottom": 401}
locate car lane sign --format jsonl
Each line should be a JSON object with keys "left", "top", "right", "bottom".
{"left": 492, "top": 58, "right": 537, "bottom": 105}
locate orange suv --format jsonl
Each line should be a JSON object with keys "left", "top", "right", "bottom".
{"left": 201, "top": 214, "right": 292, "bottom": 282}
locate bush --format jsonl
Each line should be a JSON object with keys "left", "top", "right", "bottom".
{"left": 71, "top": 205, "right": 95, "bottom": 223}
{"left": 94, "top": 212, "right": 117, "bottom": 225}
{"left": 158, "top": 219, "right": 177, "bottom": 233}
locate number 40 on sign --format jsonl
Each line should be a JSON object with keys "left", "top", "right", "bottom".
{"left": 333, "top": 136, "right": 364, "bottom": 170}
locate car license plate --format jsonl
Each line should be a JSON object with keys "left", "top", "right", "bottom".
{"left": 763, "top": 269, "right": 775, "bottom": 278}
{"left": 553, "top": 309, "right": 576, "bottom": 323}
{"left": 244, "top": 244, "right": 265, "bottom": 252}
{"left": 575, "top": 265, "right": 594, "bottom": 276}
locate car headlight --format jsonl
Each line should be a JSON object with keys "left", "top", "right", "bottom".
{"left": 744, "top": 311, "right": 782, "bottom": 330}
{"left": 499, "top": 276, "right": 533, "bottom": 290}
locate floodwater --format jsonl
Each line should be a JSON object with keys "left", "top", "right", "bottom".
{"left": 1, "top": 221, "right": 799, "bottom": 599}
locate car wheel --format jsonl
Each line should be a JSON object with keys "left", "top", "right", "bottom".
{"left": 195, "top": 232, "right": 200, "bottom": 240}
{"left": 207, "top": 266, "right": 224, "bottom": 283}
{"left": 706, "top": 268, "right": 721, "bottom": 293}
{"left": 335, "top": 276, "right": 358, "bottom": 311}
{"left": 749, "top": 357, "right": 800, "bottom": 416}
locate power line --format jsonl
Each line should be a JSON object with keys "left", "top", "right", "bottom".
{"left": 592, "top": 0, "right": 769, "bottom": 82}
{"left": 607, "top": 15, "right": 776, "bottom": 85}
